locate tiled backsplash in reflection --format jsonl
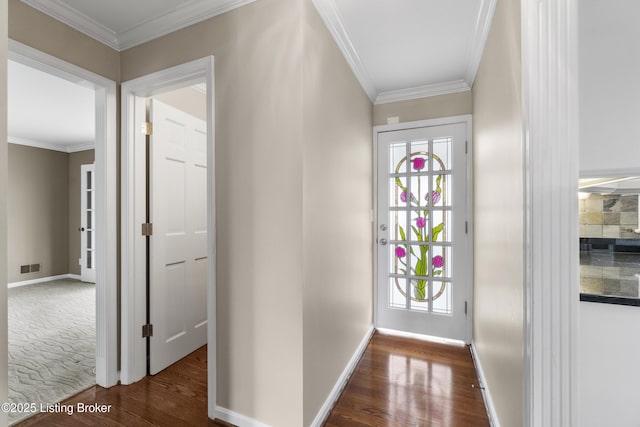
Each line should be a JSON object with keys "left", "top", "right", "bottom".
{"left": 579, "top": 194, "right": 639, "bottom": 238}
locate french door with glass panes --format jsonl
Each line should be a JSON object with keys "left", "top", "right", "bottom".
{"left": 376, "top": 122, "right": 469, "bottom": 341}
{"left": 80, "top": 163, "right": 96, "bottom": 283}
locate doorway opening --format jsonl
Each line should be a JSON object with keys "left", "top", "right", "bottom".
{"left": 6, "top": 40, "right": 118, "bottom": 422}
{"left": 120, "top": 57, "right": 216, "bottom": 418}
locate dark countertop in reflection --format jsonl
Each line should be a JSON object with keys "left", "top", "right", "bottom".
{"left": 580, "top": 245, "right": 640, "bottom": 306}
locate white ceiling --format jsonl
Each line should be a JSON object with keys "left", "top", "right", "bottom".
{"left": 8, "top": 59, "right": 95, "bottom": 152}
{"left": 12, "top": 0, "right": 495, "bottom": 147}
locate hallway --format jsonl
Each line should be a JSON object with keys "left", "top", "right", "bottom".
{"left": 324, "top": 331, "right": 490, "bottom": 426}
{"left": 15, "top": 332, "right": 489, "bottom": 426}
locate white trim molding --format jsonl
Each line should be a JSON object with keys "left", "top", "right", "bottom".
{"left": 311, "top": 0, "right": 377, "bottom": 102}
{"left": 522, "top": 0, "right": 579, "bottom": 426}
{"left": 214, "top": 407, "right": 272, "bottom": 427}
{"left": 21, "top": 0, "right": 256, "bottom": 51}
{"left": 8, "top": 135, "right": 94, "bottom": 153}
{"left": 464, "top": 0, "right": 498, "bottom": 86}
{"left": 310, "top": 325, "right": 375, "bottom": 427}
{"left": 470, "top": 342, "right": 500, "bottom": 427}
{"left": 120, "top": 56, "right": 217, "bottom": 419}
{"left": 8, "top": 273, "right": 82, "bottom": 288}
{"left": 374, "top": 80, "right": 471, "bottom": 105}
{"left": 8, "top": 39, "right": 118, "bottom": 389}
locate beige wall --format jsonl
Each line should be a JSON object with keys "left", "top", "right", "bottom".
{"left": 373, "top": 91, "right": 472, "bottom": 126}
{"left": 154, "top": 87, "right": 207, "bottom": 122}
{"left": 68, "top": 150, "right": 95, "bottom": 275}
{"left": 471, "top": 0, "right": 524, "bottom": 426}
{"left": 8, "top": 144, "right": 69, "bottom": 283}
{"left": 122, "top": 1, "right": 305, "bottom": 425}
{"left": 1, "top": 1, "right": 9, "bottom": 424}
{"left": 301, "top": 1, "right": 373, "bottom": 425}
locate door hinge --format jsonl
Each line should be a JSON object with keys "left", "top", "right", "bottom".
{"left": 465, "top": 221, "right": 468, "bottom": 234}
{"left": 465, "top": 301, "right": 468, "bottom": 315}
{"left": 465, "top": 140, "right": 468, "bottom": 154}
{"left": 142, "top": 324, "right": 153, "bottom": 338}
{"left": 141, "top": 122, "right": 153, "bottom": 136}
{"left": 141, "top": 223, "right": 153, "bottom": 236}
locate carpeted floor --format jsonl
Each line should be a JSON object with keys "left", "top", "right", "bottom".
{"left": 7, "top": 279, "right": 95, "bottom": 425}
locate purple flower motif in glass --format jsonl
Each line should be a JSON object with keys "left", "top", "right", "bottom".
{"left": 432, "top": 190, "right": 441, "bottom": 205}
{"left": 416, "top": 217, "right": 426, "bottom": 228}
{"left": 400, "top": 191, "right": 416, "bottom": 204}
{"left": 433, "top": 255, "right": 444, "bottom": 268}
{"left": 412, "top": 157, "right": 426, "bottom": 170}
{"left": 395, "top": 246, "right": 406, "bottom": 258}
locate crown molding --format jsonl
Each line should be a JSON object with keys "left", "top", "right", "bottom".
{"left": 21, "top": 0, "right": 120, "bottom": 50}
{"left": 312, "top": 0, "right": 378, "bottom": 102}
{"left": 117, "top": 0, "right": 257, "bottom": 51}
{"left": 9, "top": 135, "right": 94, "bottom": 153}
{"left": 374, "top": 80, "right": 471, "bottom": 105}
{"left": 191, "top": 83, "right": 207, "bottom": 94}
{"left": 464, "top": 0, "right": 497, "bottom": 87}
{"left": 21, "top": 0, "right": 256, "bottom": 52}
{"left": 67, "top": 142, "right": 95, "bottom": 153}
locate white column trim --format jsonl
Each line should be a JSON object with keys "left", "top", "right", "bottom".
{"left": 522, "top": 0, "right": 579, "bottom": 426}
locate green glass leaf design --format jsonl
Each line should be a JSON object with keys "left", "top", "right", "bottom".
{"left": 411, "top": 226, "right": 421, "bottom": 241}
{"left": 432, "top": 223, "right": 444, "bottom": 241}
{"left": 399, "top": 225, "right": 406, "bottom": 241}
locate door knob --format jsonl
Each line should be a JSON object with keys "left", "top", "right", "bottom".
{"left": 380, "top": 224, "right": 388, "bottom": 231}
{"left": 379, "top": 238, "right": 388, "bottom": 246}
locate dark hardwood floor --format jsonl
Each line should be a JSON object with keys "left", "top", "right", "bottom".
{"left": 16, "top": 332, "right": 489, "bottom": 427}
{"left": 323, "top": 331, "right": 490, "bottom": 427}
{"left": 15, "top": 346, "right": 233, "bottom": 427}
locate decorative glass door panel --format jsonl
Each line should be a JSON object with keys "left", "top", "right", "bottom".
{"left": 81, "top": 163, "right": 96, "bottom": 283}
{"left": 377, "top": 123, "right": 468, "bottom": 340}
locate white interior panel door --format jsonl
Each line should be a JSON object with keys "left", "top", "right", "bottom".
{"left": 376, "top": 122, "right": 469, "bottom": 341}
{"left": 149, "top": 99, "right": 208, "bottom": 374}
{"left": 80, "top": 163, "right": 96, "bottom": 283}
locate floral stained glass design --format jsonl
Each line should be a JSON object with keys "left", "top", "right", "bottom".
{"left": 389, "top": 138, "right": 453, "bottom": 314}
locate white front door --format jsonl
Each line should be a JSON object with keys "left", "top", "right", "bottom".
{"left": 149, "top": 99, "right": 208, "bottom": 374}
{"left": 80, "top": 163, "right": 96, "bottom": 283}
{"left": 376, "top": 122, "right": 470, "bottom": 341}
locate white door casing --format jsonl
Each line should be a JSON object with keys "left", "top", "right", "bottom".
{"left": 120, "top": 56, "right": 216, "bottom": 418}
{"left": 149, "top": 99, "right": 208, "bottom": 374}
{"left": 374, "top": 117, "right": 472, "bottom": 342}
{"left": 80, "top": 163, "right": 96, "bottom": 283}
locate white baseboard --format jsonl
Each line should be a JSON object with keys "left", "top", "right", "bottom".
{"left": 470, "top": 341, "right": 500, "bottom": 427}
{"left": 8, "top": 273, "right": 83, "bottom": 288}
{"left": 310, "top": 324, "right": 376, "bottom": 427}
{"left": 213, "top": 406, "right": 272, "bottom": 427}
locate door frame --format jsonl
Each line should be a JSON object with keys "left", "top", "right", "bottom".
{"left": 373, "top": 114, "right": 473, "bottom": 343}
{"left": 8, "top": 40, "right": 119, "bottom": 388}
{"left": 120, "top": 56, "right": 216, "bottom": 417}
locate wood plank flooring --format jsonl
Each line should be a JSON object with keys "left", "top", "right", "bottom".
{"left": 15, "top": 346, "right": 232, "bottom": 427}
{"left": 323, "top": 331, "right": 490, "bottom": 427}
{"left": 15, "top": 332, "right": 489, "bottom": 427}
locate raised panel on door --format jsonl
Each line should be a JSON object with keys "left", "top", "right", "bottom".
{"left": 149, "top": 99, "right": 207, "bottom": 375}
